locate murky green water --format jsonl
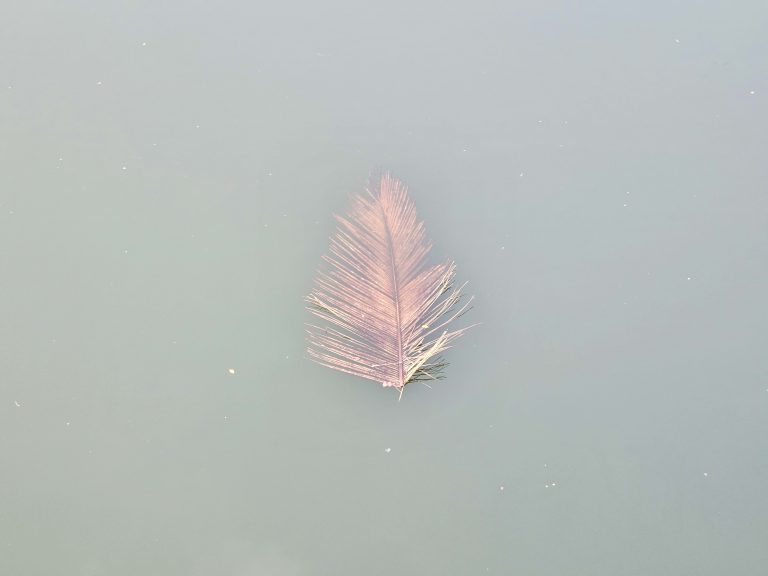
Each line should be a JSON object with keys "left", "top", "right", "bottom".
{"left": 2, "top": 1, "right": 766, "bottom": 574}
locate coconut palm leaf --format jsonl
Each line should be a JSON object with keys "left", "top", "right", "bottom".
{"left": 306, "top": 173, "right": 472, "bottom": 399}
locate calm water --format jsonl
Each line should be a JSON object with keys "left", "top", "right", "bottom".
{"left": 2, "top": 1, "right": 767, "bottom": 574}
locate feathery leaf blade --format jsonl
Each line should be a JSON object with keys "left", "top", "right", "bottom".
{"left": 306, "top": 173, "right": 472, "bottom": 396}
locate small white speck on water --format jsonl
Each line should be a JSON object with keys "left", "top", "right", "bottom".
{"left": 703, "top": 472, "right": 708, "bottom": 477}
{"left": 674, "top": 38, "right": 680, "bottom": 44}
{"left": 687, "top": 276, "right": 692, "bottom": 281}
{"left": 543, "top": 463, "right": 548, "bottom": 468}
{"left": 537, "top": 119, "right": 543, "bottom": 124}
{"left": 500, "top": 246, "right": 505, "bottom": 250}
{"left": 384, "top": 447, "right": 391, "bottom": 453}
{"left": 749, "top": 90, "right": 755, "bottom": 95}
{"left": 519, "top": 172, "right": 524, "bottom": 178}
{"left": 623, "top": 203, "right": 628, "bottom": 207}
{"left": 462, "top": 148, "right": 468, "bottom": 152}
{"left": 123, "top": 249, "right": 128, "bottom": 254}
{"left": 545, "top": 484, "right": 550, "bottom": 488}
{"left": 96, "top": 81, "right": 102, "bottom": 86}
{"left": 195, "top": 124, "right": 200, "bottom": 129}
{"left": 228, "top": 368, "right": 235, "bottom": 375}
{"left": 499, "top": 485, "right": 505, "bottom": 491}
{"left": 268, "top": 172, "right": 273, "bottom": 177}
{"left": 14, "top": 401, "right": 21, "bottom": 407}
{"left": 121, "top": 166, "right": 127, "bottom": 171}
{"left": 223, "top": 415, "right": 229, "bottom": 420}
{"left": 551, "top": 482, "right": 557, "bottom": 487}
{"left": 66, "top": 422, "right": 71, "bottom": 427}
{"left": 141, "top": 41, "right": 147, "bottom": 46}
{"left": 285, "top": 355, "right": 290, "bottom": 360}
